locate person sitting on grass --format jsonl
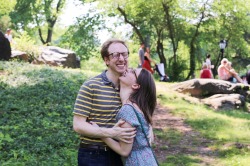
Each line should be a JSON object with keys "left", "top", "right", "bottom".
{"left": 225, "top": 62, "right": 243, "bottom": 83}
{"left": 200, "top": 63, "right": 213, "bottom": 79}
{"left": 218, "top": 58, "right": 243, "bottom": 83}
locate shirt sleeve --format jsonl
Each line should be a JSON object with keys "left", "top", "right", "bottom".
{"left": 116, "top": 105, "right": 140, "bottom": 127}
{"left": 73, "top": 81, "right": 93, "bottom": 117}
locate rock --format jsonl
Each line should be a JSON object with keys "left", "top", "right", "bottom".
{"left": 32, "top": 46, "right": 80, "bottom": 68}
{"left": 172, "top": 79, "right": 249, "bottom": 110}
{"left": 172, "top": 79, "right": 249, "bottom": 97}
{"left": 11, "top": 50, "right": 29, "bottom": 62}
{"left": 201, "top": 94, "right": 245, "bottom": 110}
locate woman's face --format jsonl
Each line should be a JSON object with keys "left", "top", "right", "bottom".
{"left": 119, "top": 68, "right": 141, "bottom": 87}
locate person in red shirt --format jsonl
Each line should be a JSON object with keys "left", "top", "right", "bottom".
{"left": 142, "top": 47, "right": 156, "bottom": 74}
{"left": 200, "top": 63, "right": 213, "bottom": 79}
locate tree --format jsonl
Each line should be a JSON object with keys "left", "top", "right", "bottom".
{"left": 10, "top": 0, "right": 66, "bottom": 45}
{"left": 0, "top": 0, "right": 16, "bottom": 31}
{"left": 59, "top": 12, "right": 104, "bottom": 60}
{"left": 87, "top": 0, "right": 250, "bottom": 80}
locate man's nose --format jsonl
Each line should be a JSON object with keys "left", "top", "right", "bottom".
{"left": 117, "top": 54, "right": 125, "bottom": 60}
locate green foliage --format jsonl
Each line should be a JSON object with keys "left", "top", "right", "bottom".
{"left": 0, "top": 15, "right": 12, "bottom": 32}
{"left": 58, "top": 12, "right": 104, "bottom": 60}
{"left": 0, "top": 0, "right": 16, "bottom": 16}
{"left": 0, "top": 0, "right": 16, "bottom": 30}
{"left": 13, "top": 31, "right": 40, "bottom": 61}
{"left": 10, "top": 0, "right": 66, "bottom": 44}
{"left": 0, "top": 61, "right": 88, "bottom": 164}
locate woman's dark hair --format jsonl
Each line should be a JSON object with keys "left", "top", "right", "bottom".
{"left": 100, "top": 38, "right": 128, "bottom": 60}
{"left": 206, "top": 54, "right": 210, "bottom": 58}
{"left": 129, "top": 69, "right": 156, "bottom": 124}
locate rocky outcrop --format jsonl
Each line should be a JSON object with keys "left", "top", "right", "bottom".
{"left": 172, "top": 79, "right": 249, "bottom": 110}
{"left": 32, "top": 46, "right": 80, "bottom": 68}
{"left": 11, "top": 50, "right": 29, "bottom": 62}
{"left": 11, "top": 46, "right": 80, "bottom": 68}
{"left": 201, "top": 94, "right": 245, "bottom": 110}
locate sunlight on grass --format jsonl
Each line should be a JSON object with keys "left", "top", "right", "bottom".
{"left": 218, "top": 152, "right": 250, "bottom": 166}
{"left": 154, "top": 128, "right": 182, "bottom": 145}
{"left": 156, "top": 82, "right": 250, "bottom": 143}
{"left": 161, "top": 154, "right": 201, "bottom": 166}
{"left": 156, "top": 81, "right": 250, "bottom": 165}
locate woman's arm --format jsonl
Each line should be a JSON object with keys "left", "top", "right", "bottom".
{"left": 102, "top": 121, "right": 134, "bottom": 157}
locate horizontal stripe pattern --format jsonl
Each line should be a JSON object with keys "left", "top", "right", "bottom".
{"left": 73, "top": 72, "right": 121, "bottom": 145}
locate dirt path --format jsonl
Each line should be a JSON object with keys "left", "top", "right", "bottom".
{"left": 153, "top": 103, "right": 217, "bottom": 165}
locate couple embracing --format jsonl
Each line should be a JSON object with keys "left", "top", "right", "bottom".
{"left": 73, "top": 39, "right": 159, "bottom": 166}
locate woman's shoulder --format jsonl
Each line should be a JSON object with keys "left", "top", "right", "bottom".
{"left": 118, "top": 104, "right": 135, "bottom": 115}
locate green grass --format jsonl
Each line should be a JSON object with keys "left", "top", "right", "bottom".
{"left": 154, "top": 128, "right": 182, "bottom": 146}
{"left": 161, "top": 154, "right": 202, "bottom": 166}
{"left": 1, "top": 61, "right": 250, "bottom": 165}
{"left": 0, "top": 61, "right": 87, "bottom": 165}
{"left": 156, "top": 82, "right": 250, "bottom": 165}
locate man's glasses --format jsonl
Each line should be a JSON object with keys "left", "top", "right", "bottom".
{"left": 109, "top": 52, "right": 129, "bottom": 59}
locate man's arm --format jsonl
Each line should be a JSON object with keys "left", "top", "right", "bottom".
{"left": 73, "top": 115, "right": 136, "bottom": 143}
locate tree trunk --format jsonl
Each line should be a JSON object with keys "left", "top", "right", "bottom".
{"left": 186, "top": 1, "right": 208, "bottom": 80}
{"left": 117, "top": 6, "right": 145, "bottom": 44}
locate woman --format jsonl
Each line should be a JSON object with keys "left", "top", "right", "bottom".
{"left": 200, "top": 63, "right": 213, "bottom": 79}
{"left": 218, "top": 58, "right": 243, "bottom": 83}
{"left": 94, "top": 68, "right": 158, "bottom": 166}
{"left": 218, "top": 58, "right": 231, "bottom": 81}
{"left": 226, "top": 62, "right": 243, "bottom": 83}
{"left": 142, "top": 47, "right": 155, "bottom": 74}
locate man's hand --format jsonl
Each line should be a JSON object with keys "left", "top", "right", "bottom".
{"left": 89, "top": 121, "right": 99, "bottom": 127}
{"left": 148, "top": 125, "right": 154, "bottom": 146}
{"left": 112, "top": 119, "right": 136, "bottom": 143}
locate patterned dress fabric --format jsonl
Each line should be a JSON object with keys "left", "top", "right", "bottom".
{"left": 116, "top": 104, "right": 158, "bottom": 166}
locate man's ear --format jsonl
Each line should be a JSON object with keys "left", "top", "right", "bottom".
{"left": 132, "top": 83, "right": 140, "bottom": 90}
{"left": 104, "top": 57, "right": 110, "bottom": 66}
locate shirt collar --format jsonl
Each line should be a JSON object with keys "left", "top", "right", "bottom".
{"left": 101, "top": 70, "right": 119, "bottom": 90}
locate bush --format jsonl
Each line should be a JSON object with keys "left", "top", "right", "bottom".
{"left": 12, "top": 31, "right": 41, "bottom": 61}
{"left": 0, "top": 61, "right": 88, "bottom": 164}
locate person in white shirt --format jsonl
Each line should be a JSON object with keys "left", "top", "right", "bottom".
{"left": 5, "top": 28, "right": 13, "bottom": 43}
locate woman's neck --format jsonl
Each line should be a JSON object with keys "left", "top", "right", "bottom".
{"left": 120, "top": 87, "right": 132, "bottom": 105}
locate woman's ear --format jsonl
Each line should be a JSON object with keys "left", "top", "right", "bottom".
{"left": 132, "top": 83, "right": 140, "bottom": 90}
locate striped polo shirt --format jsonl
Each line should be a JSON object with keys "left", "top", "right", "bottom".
{"left": 73, "top": 71, "right": 122, "bottom": 145}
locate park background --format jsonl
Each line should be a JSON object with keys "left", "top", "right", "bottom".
{"left": 1, "top": 0, "right": 250, "bottom": 165}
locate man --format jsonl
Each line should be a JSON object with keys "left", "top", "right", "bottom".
{"left": 73, "top": 39, "right": 136, "bottom": 166}
{"left": 138, "top": 43, "right": 145, "bottom": 68}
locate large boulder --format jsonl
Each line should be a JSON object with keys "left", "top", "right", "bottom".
{"left": 32, "top": 46, "right": 80, "bottom": 68}
{"left": 11, "top": 50, "right": 29, "bottom": 62}
{"left": 172, "top": 79, "right": 249, "bottom": 97}
{"left": 201, "top": 94, "right": 245, "bottom": 110}
{"left": 172, "top": 79, "right": 249, "bottom": 110}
